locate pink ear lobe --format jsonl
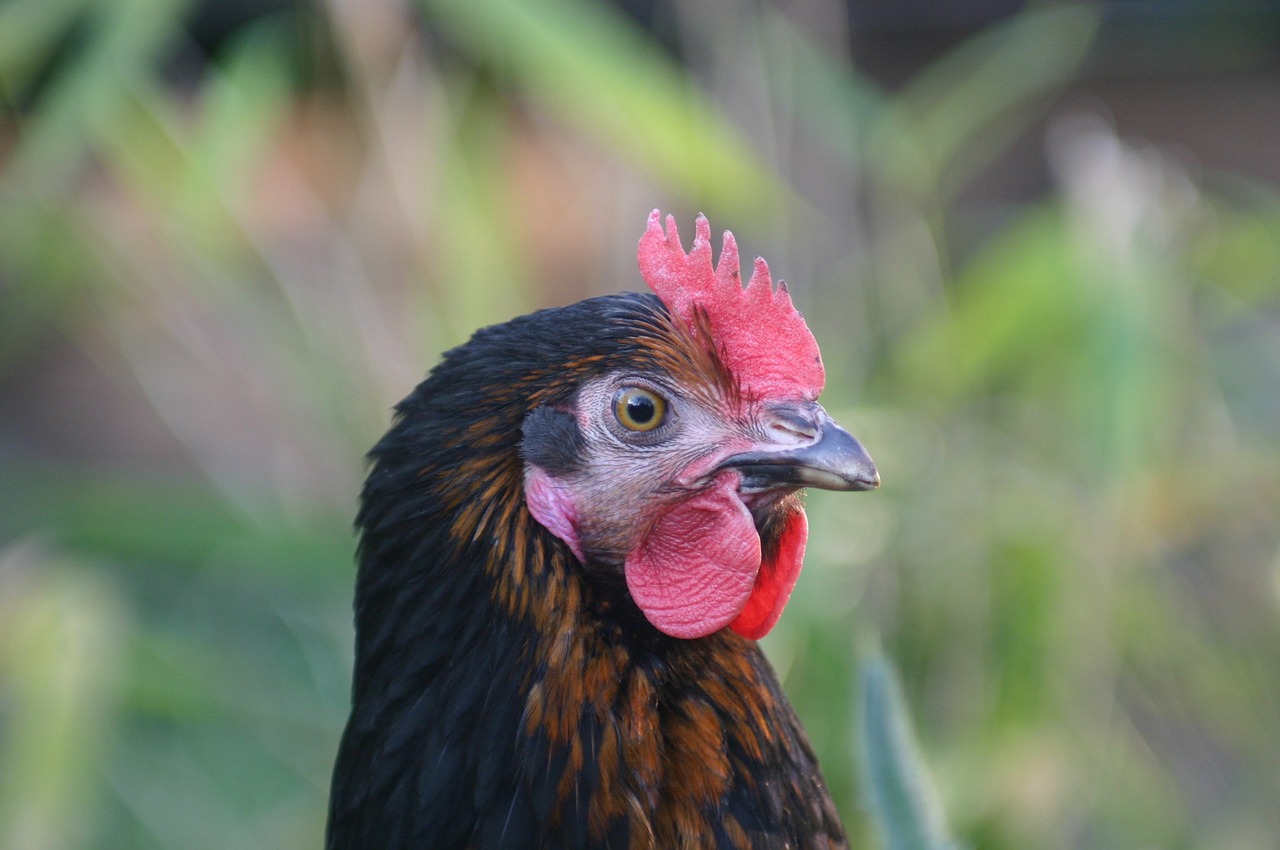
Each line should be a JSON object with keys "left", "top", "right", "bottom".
{"left": 624, "top": 477, "right": 761, "bottom": 639}
{"left": 524, "top": 467, "right": 585, "bottom": 562}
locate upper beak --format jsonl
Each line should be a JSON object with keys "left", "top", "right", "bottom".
{"left": 717, "top": 404, "right": 880, "bottom": 493}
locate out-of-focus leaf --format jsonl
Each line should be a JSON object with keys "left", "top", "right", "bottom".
{"left": 429, "top": 81, "right": 533, "bottom": 342}
{"left": 767, "top": 13, "right": 887, "bottom": 167}
{"left": 0, "top": 0, "right": 90, "bottom": 94}
{"left": 859, "top": 653, "right": 959, "bottom": 850}
{"left": 0, "top": 547, "right": 129, "bottom": 850}
{"left": 421, "top": 0, "right": 791, "bottom": 217}
{"left": 869, "top": 4, "right": 1101, "bottom": 199}
{"left": 96, "top": 19, "right": 293, "bottom": 275}
{"left": 0, "top": 201, "right": 99, "bottom": 370}
{"left": 0, "top": 462, "right": 351, "bottom": 582}
{"left": 1196, "top": 202, "right": 1280, "bottom": 308}
{"left": 892, "top": 204, "right": 1084, "bottom": 403}
{"left": 3, "top": 0, "right": 190, "bottom": 191}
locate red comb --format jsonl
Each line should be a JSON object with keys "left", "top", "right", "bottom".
{"left": 637, "top": 210, "right": 825, "bottom": 401}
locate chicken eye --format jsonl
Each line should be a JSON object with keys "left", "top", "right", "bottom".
{"left": 613, "top": 387, "right": 667, "bottom": 432}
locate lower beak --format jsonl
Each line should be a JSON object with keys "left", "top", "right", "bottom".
{"left": 717, "top": 406, "right": 880, "bottom": 493}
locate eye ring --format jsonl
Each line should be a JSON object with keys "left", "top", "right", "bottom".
{"left": 613, "top": 387, "right": 667, "bottom": 432}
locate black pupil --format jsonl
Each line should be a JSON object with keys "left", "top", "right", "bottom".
{"left": 627, "top": 394, "right": 656, "bottom": 424}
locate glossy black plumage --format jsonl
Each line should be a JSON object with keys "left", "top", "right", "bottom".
{"left": 326, "top": 292, "right": 848, "bottom": 849}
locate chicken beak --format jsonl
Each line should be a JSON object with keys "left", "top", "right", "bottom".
{"left": 718, "top": 405, "right": 880, "bottom": 493}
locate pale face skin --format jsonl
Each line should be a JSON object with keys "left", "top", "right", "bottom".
{"left": 524, "top": 368, "right": 871, "bottom": 639}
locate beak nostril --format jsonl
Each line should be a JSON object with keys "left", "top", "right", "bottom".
{"left": 772, "top": 422, "right": 813, "bottom": 440}
{"left": 769, "top": 410, "right": 817, "bottom": 442}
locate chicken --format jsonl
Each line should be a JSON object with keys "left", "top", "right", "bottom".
{"left": 326, "top": 211, "right": 879, "bottom": 849}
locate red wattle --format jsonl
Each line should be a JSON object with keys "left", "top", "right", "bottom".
{"left": 729, "top": 508, "right": 808, "bottom": 639}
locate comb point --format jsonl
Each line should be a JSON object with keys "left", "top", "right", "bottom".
{"left": 774, "top": 278, "right": 795, "bottom": 310}
{"left": 716, "top": 230, "right": 741, "bottom": 292}
{"left": 693, "top": 214, "right": 711, "bottom": 248}
{"left": 747, "top": 256, "right": 773, "bottom": 301}
{"left": 637, "top": 211, "right": 825, "bottom": 401}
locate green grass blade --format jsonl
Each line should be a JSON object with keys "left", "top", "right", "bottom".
{"left": 859, "top": 654, "right": 958, "bottom": 850}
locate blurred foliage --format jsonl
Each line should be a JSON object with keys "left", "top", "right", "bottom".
{"left": 2, "top": 1, "right": 1279, "bottom": 849}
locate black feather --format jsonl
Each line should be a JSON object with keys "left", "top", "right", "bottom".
{"left": 522, "top": 405, "right": 586, "bottom": 475}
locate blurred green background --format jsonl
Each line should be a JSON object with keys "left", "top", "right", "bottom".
{"left": 2, "top": 0, "right": 1279, "bottom": 847}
